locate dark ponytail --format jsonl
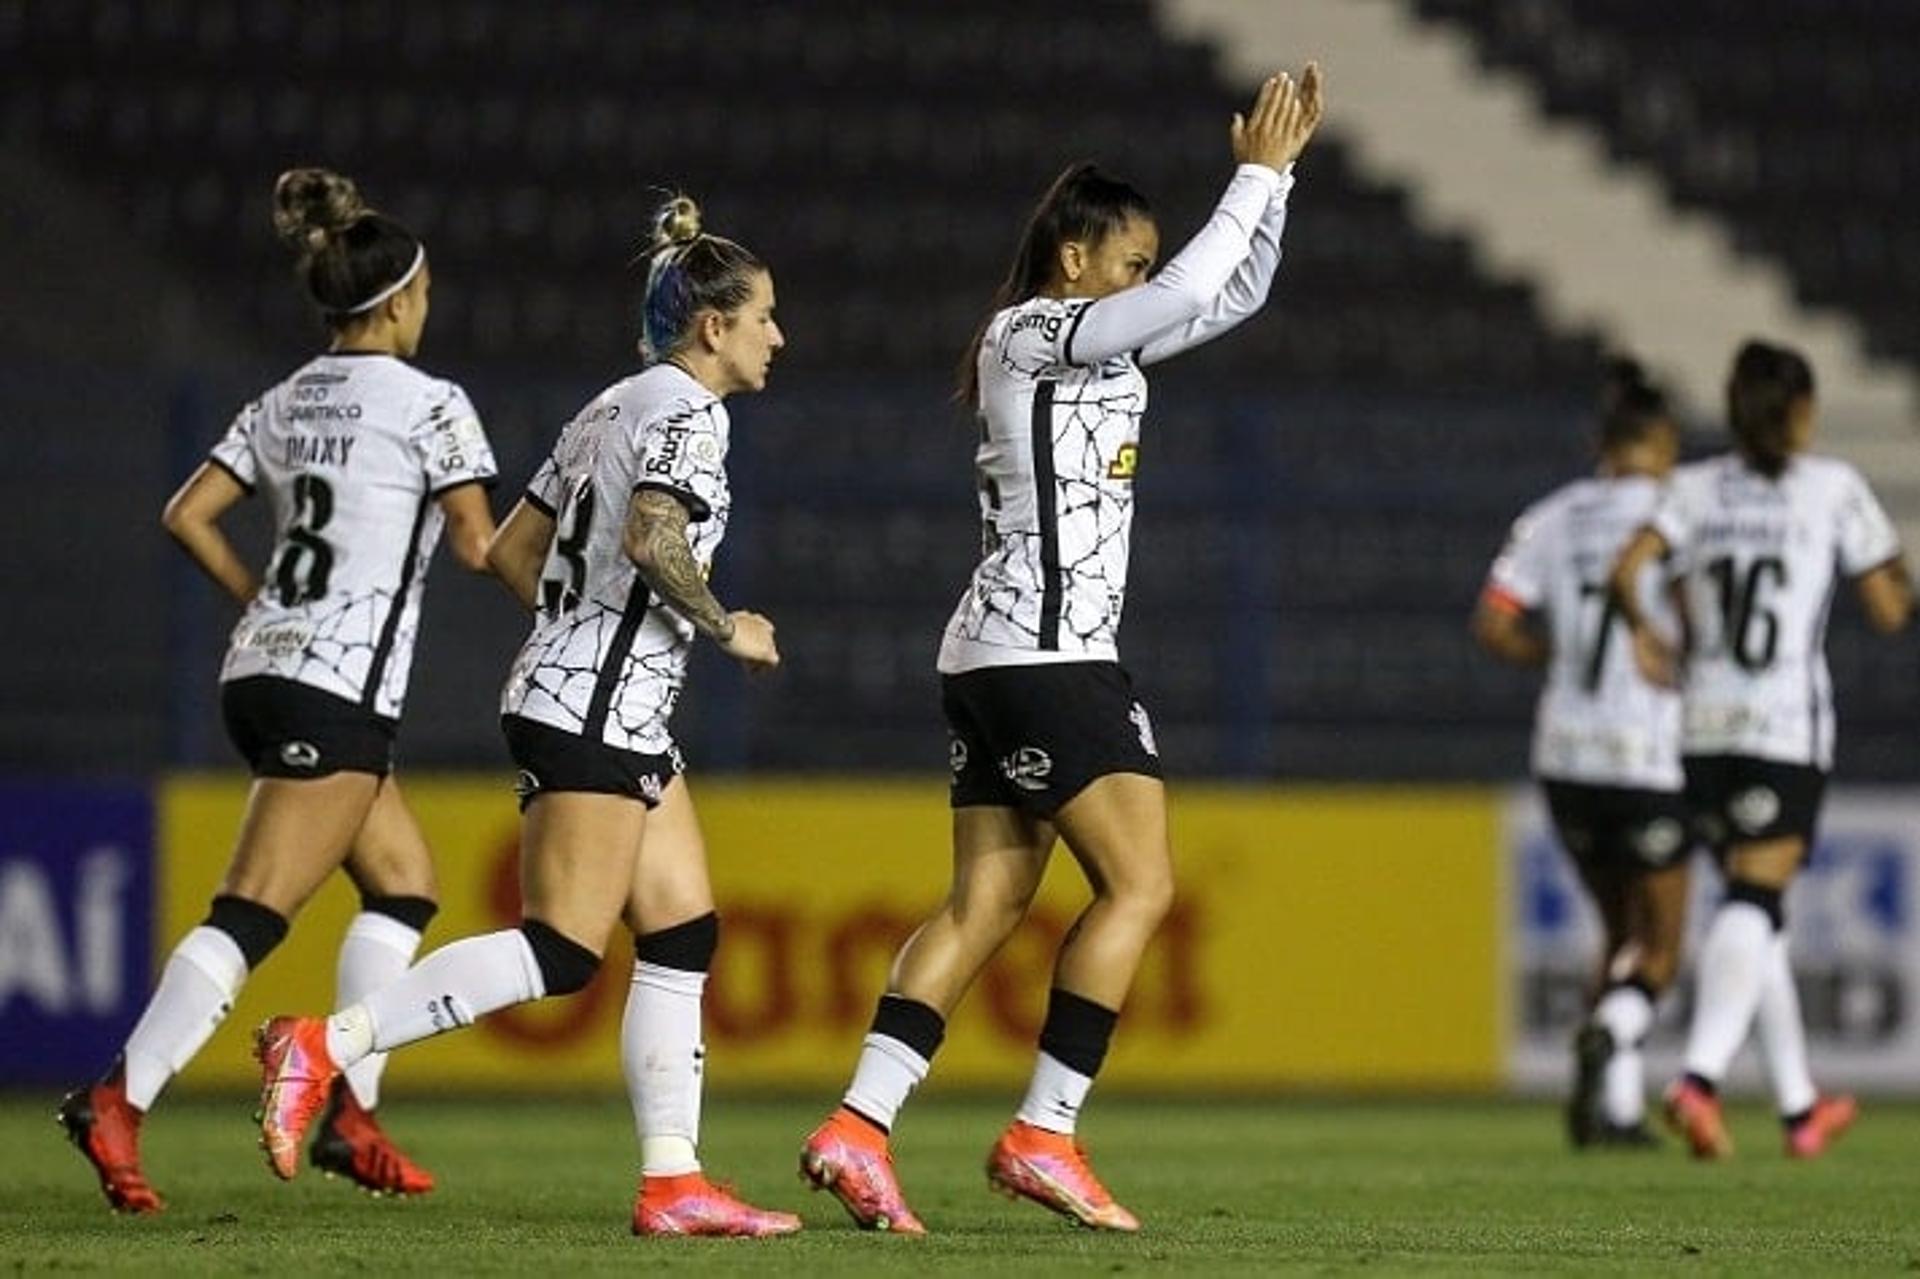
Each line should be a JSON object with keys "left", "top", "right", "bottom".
{"left": 1597, "top": 356, "right": 1671, "bottom": 451}
{"left": 1727, "top": 339, "right": 1813, "bottom": 480}
{"left": 272, "top": 168, "right": 423, "bottom": 325}
{"left": 635, "top": 193, "right": 765, "bottom": 365}
{"left": 957, "top": 162, "right": 1154, "bottom": 405}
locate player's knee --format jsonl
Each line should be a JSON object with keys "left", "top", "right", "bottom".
{"left": 949, "top": 878, "right": 1039, "bottom": 939}
{"left": 520, "top": 918, "right": 602, "bottom": 995}
{"left": 204, "top": 894, "right": 290, "bottom": 970}
{"left": 1101, "top": 865, "right": 1174, "bottom": 925}
{"left": 635, "top": 911, "right": 718, "bottom": 973}
{"left": 1725, "top": 879, "right": 1786, "bottom": 931}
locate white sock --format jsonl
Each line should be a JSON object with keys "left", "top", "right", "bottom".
{"left": 1682, "top": 901, "right": 1774, "bottom": 1083}
{"left": 121, "top": 927, "right": 249, "bottom": 1110}
{"left": 1016, "top": 1050, "right": 1095, "bottom": 1134}
{"left": 843, "top": 1034, "right": 932, "bottom": 1131}
{"left": 1592, "top": 985, "right": 1654, "bottom": 1126}
{"left": 334, "top": 912, "right": 424, "bottom": 1110}
{"left": 624, "top": 961, "right": 707, "bottom": 1177}
{"left": 325, "top": 929, "right": 544, "bottom": 1067}
{"left": 1756, "top": 933, "right": 1817, "bottom": 1118}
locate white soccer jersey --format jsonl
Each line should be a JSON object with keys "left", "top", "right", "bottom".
{"left": 213, "top": 352, "right": 496, "bottom": 718}
{"left": 1486, "top": 475, "right": 1683, "bottom": 791}
{"left": 940, "top": 162, "right": 1292, "bottom": 673}
{"left": 500, "top": 363, "right": 730, "bottom": 755}
{"left": 1651, "top": 453, "right": 1900, "bottom": 769}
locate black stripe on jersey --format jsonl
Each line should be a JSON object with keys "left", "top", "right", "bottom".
{"left": 524, "top": 490, "right": 557, "bottom": 518}
{"left": 362, "top": 494, "right": 433, "bottom": 712}
{"left": 207, "top": 455, "right": 256, "bottom": 494}
{"left": 582, "top": 580, "right": 655, "bottom": 741}
{"left": 429, "top": 475, "right": 497, "bottom": 499}
{"left": 1032, "top": 379, "right": 1062, "bottom": 650}
{"left": 1061, "top": 302, "right": 1092, "bottom": 366}
{"left": 634, "top": 479, "right": 712, "bottom": 523}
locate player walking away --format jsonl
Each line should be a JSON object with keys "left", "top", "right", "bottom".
{"left": 1611, "top": 340, "right": 1913, "bottom": 1160}
{"left": 57, "top": 169, "right": 498, "bottom": 1212}
{"left": 800, "top": 66, "right": 1324, "bottom": 1234}
{"left": 253, "top": 195, "right": 799, "bottom": 1238}
{"left": 1474, "top": 359, "right": 1691, "bottom": 1148}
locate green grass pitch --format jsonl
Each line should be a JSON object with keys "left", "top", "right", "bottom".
{"left": 5, "top": 1094, "right": 1919, "bottom": 1274}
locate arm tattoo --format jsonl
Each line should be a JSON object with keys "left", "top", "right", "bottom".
{"left": 627, "top": 490, "right": 733, "bottom": 641}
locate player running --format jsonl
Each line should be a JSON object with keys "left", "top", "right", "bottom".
{"left": 1474, "top": 359, "right": 1691, "bottom": 1148}
{"left": 58, "top": 169, "right": 497, "bottom": 1212}
{"left": 1610, "top": 339, "right": 1912, "bottom": 1159}
{"left": 800, "top": 66, "right": 1324, "bottom": 1233}
{"left": 252, "top": 194, "right": 800, "bottom": 1237}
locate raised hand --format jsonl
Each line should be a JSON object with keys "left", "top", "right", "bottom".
{"left": 1231, "top": 61, "right": 1325, "bottom": 171}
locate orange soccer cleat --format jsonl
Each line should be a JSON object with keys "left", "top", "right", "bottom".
{"left": 1785, "top": 1094, "right": 1857, "bottom": 1160}
{"left": 985, "top": 1120, "right": 1139, "bottom": 1231}
{"left": 1663, "top": 1077, "right": 1733, "bottom": 1160}
{"left": 254, "top": 1015, "right": 339, "bottom": 1180}
{"left": 56, "top": 1063, "right": 163, "bottom": 1214}
{"left": 798, "top": 1106, "right": 926, "bottom": 1235}
{"left": 309, "top": 1078, "right": 436, "bottom": 1196}
{"left": 632, "top": 1172, "right": 802, "bottom": 1237}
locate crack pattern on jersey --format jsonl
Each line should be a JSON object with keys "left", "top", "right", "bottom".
{"left": 500, "top": 364, "right": 730, "bottom": 755}
{"left": 946, "top": 295, "right": 1148, "bottom": 666}
{"left": 214, "top": 355, "right": 495, "bottom": 717}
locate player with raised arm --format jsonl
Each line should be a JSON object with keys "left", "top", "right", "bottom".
{"left": 800, "top": 66, "right": 1324, "bottom": 1233}
{"left": 252, "top": 195, "right": 800, "bottom": 1237}
{"left": 57, "top": 169, "right": 497, "bottom": 1211}
{"left": 1474, "top": 359, "right": 1690, "bottom": 1148}
{"left": 1610, "top": 340, "right": 1913, "bottom": 1159}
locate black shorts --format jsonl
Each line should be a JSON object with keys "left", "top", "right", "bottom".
{"left": 1683, "top": 754, "right": 1827, "bottom": 851}
{"left": 220, "top": 676, "right": 396, "bottom": 779}
{"left": 943, "top": 662, "right": 1162, "bottom": 817}
{"left": 502, "top": 714, "right": 683, "bottom": 812}
{"left": 1541, "top": 780, "right": 1692, "bottom": 872}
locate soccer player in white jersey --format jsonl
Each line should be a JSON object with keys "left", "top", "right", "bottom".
{"left": 800, "top": 67, "right": 1324, "bottom": 1234}
{"left": 57, "top": 170, "right": 498, "bottom": 1212}
{"left": 1474, "top": 360, "right": 1691, "bottom": 1148}
{"left": 1611, "top": 340, "right": 1913, "bottom": 1159}
{"left": 253, "top": 196, "right": 799, "bottom": 1238}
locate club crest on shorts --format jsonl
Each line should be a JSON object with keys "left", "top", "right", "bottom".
{"left": 1130, "top": 702, "right": 1158, "bottom": 757}
{"left": 278, "top": 740, "right": 321, "bottom": 770}
{"left": 1730, "top": 785, "right": 1781, "bottom": 834}
{"left": 1634, "top": 817, "right": 1686, "bottom": 865}
{"left": 949, "top": 734, "right": 969, "bottom": 775}
{"left": 1000, "top": 746, "right": 1053, "bottom": 792}
{"left": 514, "top": 769, "right": 541, "bottom": 800}
{"left": 639, "top": 773, "right": 664, "bottom": 805}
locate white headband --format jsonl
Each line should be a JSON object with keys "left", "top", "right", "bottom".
{"left": 340, "top": 245, "right": 426, "bottom": 315}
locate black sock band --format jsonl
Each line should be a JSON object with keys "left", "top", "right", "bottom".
{"left": 1038, "top": 988, "right": 1120, "bottom": 1078}
{"left": 1782, "top": 1107, "right": 1813, "bottom": 1131}
{"left": 1684, "top": 1071, "right": 1719, "bottom": 1098}
{"left": 1726, "top": 879, "right": 1786, "bottom": 931}
{"left": 635, "top": 911, "right": 719, "bottom": 973}
{"left": 1605, "top": 975, "right": 1659, "bottom": 1004}
{"left": 360, "top": 893, "right": 438, "bottom": 933}
{"left": 204, "top": 895, "right": 289, "bottom": 969}
{"left": 869, "top": 994, "right": 946, "bottom": 1062}
{"left": 519, "top": 919, "right": 601, "bottom": 995}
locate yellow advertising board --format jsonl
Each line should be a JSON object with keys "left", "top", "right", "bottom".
{"left": 157, "top": 777, "right": 1502, "bottom": 1093}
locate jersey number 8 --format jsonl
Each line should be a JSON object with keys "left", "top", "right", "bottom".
{"left": 272, "top": 474, "right": 335, "bottom": 606}
{"left": 538, "top": 477, "right": 596, "bottom": 616}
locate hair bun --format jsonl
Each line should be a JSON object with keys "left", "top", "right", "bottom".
{"left": 273, "top": 167, "right": 366, "bottom": 256}
{"left": 651, "top": 194, "right": 703, "bottom": 253}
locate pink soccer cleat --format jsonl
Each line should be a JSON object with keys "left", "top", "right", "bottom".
{"left": 1785, "top": 1094, "right": 1857, "bottom": 1160}
{"left": 254, "top": 1015, "right": 339, "bottom": 1180}
{"left": 799, "top": 1106, "right": 926, "bottom": 1235}
{"left": 56, "top": 1063, "right": 163, "bottom": 1214}
{"left": 632, "top": 1172, "right": 802, "bottom": 1237}
{"left": 1663, "top": 1078, "right": 1733, "bottom": 1160}
{"left": 985, "top": 1120, "right": 1139, "bottom": 1231}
